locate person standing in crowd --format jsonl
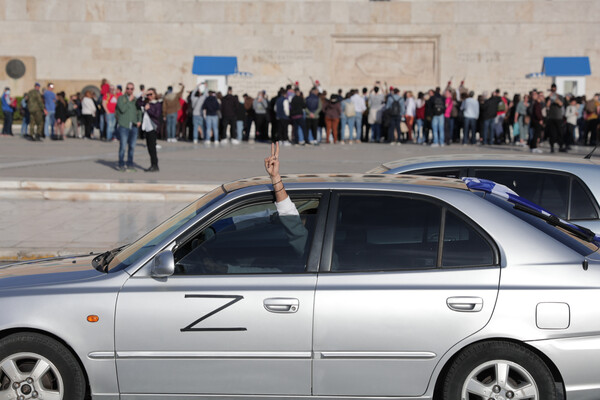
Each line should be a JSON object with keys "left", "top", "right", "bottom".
{"left": 137, "top": 88, "right": 162, "bottom": 172}
{"left": 219, "top": 86, "right": 237, "bottom": 144}
{"left": 1, "top": 87, "right": 14, "bottom": 135}
{"left": 275, "top": 88, "right": 291, "bottom": 144}
{"left": 565, "top": 97, "right": 579, "bottom": 150}
{"left": 583, "top": 93, "right": 599, "bottom": 146}
{"left": 54, "top": 91, "right": 67, "bottom": 140}
{"left": 81, "top": 90, "right": 96, "bottom": 139}
{"left": 529, "top": 90, "right": 544, "bottom": 153}
{"left": 351, "top": 89, "right": 366, "bottom": 144}
{"left": 102, "top": 85, "right": 119, "bottom": 141}
{"left": 290, "top": 87, "right": 307, "bottom": 145}
{"left": 431, "top": 88, "right": 445, "bottom": 147}
{"left": 404, "top": 91, "right": 415, "bottom": 143}
{"left": 243, "top": 93, "right": 254, "bottom": 141}
{"left": 234, "top": 95, "right": 245, "bottom": 144}
{"left": 493, "top": 90, "right": 508, "bottom": 144}
{"left": 202, "top": 90, "right": 220, "bottom": 146}
{"left": 176, "top": 94, "right": 188, "bottom": 141}
{"left": 162, "top": 83, "right": 184, "bottom": 143}
{"left": 368, "top": 85, "right": 385, "bottom": 143}
{"left": 546, "top": 83, "right": 566, "bottom": 153}
{"left": 66, "top": 94, "right": 81, "bottom": 138}
{"left": 443, "top": 89, "right": 453, "bottom": 146}
{"left": 253, "top": 90, "right": 269, "bottom": 141}
{"left": 305, "top": 87, "right": 321, "bottom": 145}
{"left": 190, "top": 83, "right": 207, "bottom": 144}
{"left": 324, "top": 94, "right": 341, "bottom": 144}
{"left": 461, "top": 91, "right": 479, "bottom": 145}
{"left": 43, "top": 83, "right": 56, "bottom": 139}
{"left": 19, "top": 93, "right": 29, "bottom": 136}
{"left": 116, "top": 82, "right": 141, "bottom": 171}
{"left": 414, "top": 92, "right": 426, "bottom": 144}
{"left": 480, "top": 91, "right": 497, "bottom": 145}
{"left": 27, "top": 83, "right": 44, "bottom": 141}
{"left": 385, "top": 88, "right": 404, "bottom": 145}
{"left": 515, "top": 94, "right": 529, "bottom": 146}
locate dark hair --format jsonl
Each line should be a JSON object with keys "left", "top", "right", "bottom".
{"left": 393, "top": 88, "right": 400, "bottom": 94}
{"left": 374, "top": 87, "right": 380, "bottom": 94}
{"left": 362, "top": 87, "right": 368, "bottom": 94}
{"left": 167, "top": 85, "right": 173, "bottom": 91}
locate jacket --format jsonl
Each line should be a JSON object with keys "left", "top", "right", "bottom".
{"left": 202, "top": 95, "right": 220, "bottom": 116}
{"left": 27, "top": 89, "right": 44, "bottom": 113}
{"left": 162, "top": 86, "right": 184, "bottom": 115}
{"left": 221, "top": 94, "right": 237, "bottom": 118}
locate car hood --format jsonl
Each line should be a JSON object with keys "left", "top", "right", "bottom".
{"left": 0, "top": 255, "right": 104, "bottom": 289}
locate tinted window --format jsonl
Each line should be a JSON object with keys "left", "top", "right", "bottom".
{"left": 331, "top": 195, "right": 441, "bottom": 271}
{"left": 409, "top": 168, "right": 462, "bottom": 179}
{"left": 473, "top": 169, "right": 569, "bottom": 219}
{"left": 570, "top": 179, "right": 598, "bottom": 220}
{"left": 442, "top": 211, "right": 495, "bottom": 267}
{"left": 173, "top": 198, "right": 319, "bottom": 274}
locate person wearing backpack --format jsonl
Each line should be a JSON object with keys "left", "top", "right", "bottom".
{"left": 385, "top": 88, "right": 404, "bottom": 145}
{"left": 583, "top": 93, "right": 599, "bottom": 146}
{"left": 430, "top": 88, "right": 445, "bottom": 146}
{"left": 305, "top": 87, "right": 321, "bottom": 145}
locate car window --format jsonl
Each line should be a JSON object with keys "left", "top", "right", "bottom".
{"left": 408, "top": 168, "right": 462, "bottom": 179}
{"left": 173, "top": 198, "right": 319, "bottom": 275}
{"left": 442, "top": 211, "right": 496, "bottom": 267}
{"left": 570, "top": 179, "right": 598, "bottom": 220}
{"left": 331, "top": 195, "right": 441, "bottom": 271}
{"left": 473, "top": 169, "right": 569, "bottom": 219}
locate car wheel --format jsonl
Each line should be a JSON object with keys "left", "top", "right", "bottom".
{"left": 0, "top": 333, "right": 86, "bottom": 400}
{"left": 442, "top": 341, "right": 558, "bottom": 400}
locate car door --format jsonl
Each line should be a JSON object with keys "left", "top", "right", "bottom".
{"left": 312, "top": 191, "right": 500, "bottom": 397}
{"left": 114, "top": 193, "right": 327, "bottom": 397}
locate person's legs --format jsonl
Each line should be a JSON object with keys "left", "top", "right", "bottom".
{"left": 127, "top": 127, "right": 137, "bottom": 167}
{"left": 438, "top": 115, "right": 445, "bottom": 145}
{"left": 118, "top": 126, "right": 129, "bottom": 168}
{"left": 145, "top": 130, "right": 158, "bottom": 168}
{"left": 431, "top": 115, "right": 440, "bottom": 145}
{"left": 235, "top": 120, "right": 243, "bottom": 141}
{"left": 192, "top": 115, "right": 201, "bottom": 142}
{"left": 353, "top": 114, "right": 362, "bottom": 141}
{"left": 405, "top": 115, "right": 414, "bottom": 142}
{"left": 2, "top": 111, "right": 13, "bottom": 135}
{"left": 106, "top": 113, "right": 115, "bottom": 141}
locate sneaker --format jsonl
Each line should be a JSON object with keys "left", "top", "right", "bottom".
{"left": 531, "top": 148, "right": 543, "bottom": 154}
{"left": 204, "top": 141, "right": 211, "bottom": 148}
{"left": 193, "top": 139, "right": 198, "bottom": 144}
{"left": 231, "top": 139, "right": 241, "bottom": 145}
{"left": 156, "top": 144, "right": 162, "bottom": 149}
{"left": 117, "top": 166, "right": 126, "bottom": 172}
{"left": 220, "top": 139, "right": 228, "bottom": 146}
{"left": 283, "top": 141, "right": 292, "bottom": 147}
{"left": 145, "top": 166, "right": 159, "bottom": 172}
{"left": 126, "top": 166, "right": 137, "bottom": 172}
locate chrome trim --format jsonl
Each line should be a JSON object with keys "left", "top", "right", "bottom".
{"left": 120, "top": 395, "right": 429, "bottom": 400}
{"left": 116, "top": 351, "right": 312, "bottom": 359}
{"left": 319, "top": 351, "right": 436, "bottom": 359}
{"left": 88, "top": 351, "right": 116, "bottom": 360}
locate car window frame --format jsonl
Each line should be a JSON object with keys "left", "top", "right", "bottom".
{"left": 467, "top": 167, "right": 600, "bottom": 221}
{"left": 170, "top": 189, "right": 331, "bottom": 275}
{"left": 319, "top": 190, "right": 500, "bottom": 273}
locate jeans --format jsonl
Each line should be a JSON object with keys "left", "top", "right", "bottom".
{"left": 2, "top": 111, "right": 13, "bottom": 134}
{"left": 192, "top": 115, "right": 204, "bottom": 141}
{"left": 118, "top": 126, "right": 137, "bottom": 168}
{"left": 353, "top": 114, "right": 362, "bottom": 140}
{"left": 291, "top": 117, "right": 308, "bottom": 143}
{"left": 415, "top": 119, "right": 424, "bottom": 143}
{"left": 205, "top": 115, "right": 219, "bottom": 142}
{"left": 343, "top": 116, "right": 355, "bottom": 140}
{"left": 20, "top": 113, "right": 29, "bottom": 135}
{"left": 44, "top": 111, "right": 55, "bottom": 138}
{"left": 517, "top": 116, "right": 529, "bottom": 142}
{"left": 236, "top": 120, "right": 243, "bottom": 141}
{"left": 388, "top": 116, "right": 401, "bottom": 142}
{"left": 482, "top": 118, "right": 495, "bottom": 145}
{"left": 166, "top": 112, "right": 177, "bottom": 139}
{"left": 432, "top": 115, "right": 444, "bottom": 144}
{"left": 105, "top": 113, "right": 116, "bottom": 141}
{"left": 463, "top": 118, "right": 477, "bottom": 144}
{"left": 371, "top": 123, "right": 382, "bottom": 142}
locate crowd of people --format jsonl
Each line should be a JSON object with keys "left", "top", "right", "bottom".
{"left": 2, "top": 78, "right": 600, "bottom": 170}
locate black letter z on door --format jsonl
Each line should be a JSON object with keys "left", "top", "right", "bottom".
{"left": 181, "top": 294, "right": 247, "bottom": 332}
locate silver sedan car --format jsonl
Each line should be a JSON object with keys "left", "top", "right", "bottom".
{"left": 1, "top": 174, "right": 600, "bottom": 400}
{"left": 368, "top": 154, "right": 600, "bottom": 232}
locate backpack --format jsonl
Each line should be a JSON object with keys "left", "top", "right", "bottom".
{"left": 343, "top": 101, "right": 355, "bottom": 117}
{"left": 586, "top": 100, "right": 597, "bottom": 115}
{"left": 389, "top": 98, "right": 401, "bottom": 116}
{"left": 497, "top": 99, "right": 506, "bottom": 112}
{"left": 306, "top": 95, "right": 319, "bottom": 113}
{"left": 433, "top": 96, "right": 444, "bottom": 115}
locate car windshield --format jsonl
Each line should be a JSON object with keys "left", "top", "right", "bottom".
{"left": 106, "top": 187, "right": 226, "bottom": 272}
{"left": 483, "top": 193, "right": 599, "bottom": 256}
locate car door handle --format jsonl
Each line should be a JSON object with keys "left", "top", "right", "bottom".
{"left": 264, "top": 298, "right": 299, "bottom": 313}
{"left": 447, "top": 297, "right": 483, "bottom": 312}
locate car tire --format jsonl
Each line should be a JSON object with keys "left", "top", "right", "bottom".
{"left": 442, "top": 341, "right": 558, "bottom": 400}
{"left": 0, "top": 332, "right": 86, "bottom": 400}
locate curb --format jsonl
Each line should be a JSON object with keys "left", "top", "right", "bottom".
{"left": 0, "top": 179, "right": 219, "bottom": 202}
{"left": 0, "top": 248, "right": 102, "bottom": 262}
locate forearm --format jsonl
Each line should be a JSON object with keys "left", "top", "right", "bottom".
{"left": 271, "top": 174, "right": 288, "bottom": 203}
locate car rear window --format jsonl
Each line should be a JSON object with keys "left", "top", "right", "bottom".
{"left": 483, "top": 194, "right": 599, "bottom": 256}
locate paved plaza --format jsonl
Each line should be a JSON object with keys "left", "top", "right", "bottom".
{"left": 0, "top": 134, "right": 594, "bottom": 260}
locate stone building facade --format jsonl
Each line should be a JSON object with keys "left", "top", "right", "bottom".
{"left": 0, "top": 0, "right": 598, "bottom": 97}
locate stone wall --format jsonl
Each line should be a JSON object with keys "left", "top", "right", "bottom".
{"left": 0, "top": 0, "right": 598, "bottom": 97}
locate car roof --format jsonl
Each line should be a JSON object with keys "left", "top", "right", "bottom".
{"left": 369, "top": 154, "right": 600, "bottom": 173}
{"left": 221, "top": 173, "right": 469, "bottom": 193}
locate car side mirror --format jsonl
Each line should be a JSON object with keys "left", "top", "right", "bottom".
{"left": 151, "top": 250, "right": 175, "bottom": 278}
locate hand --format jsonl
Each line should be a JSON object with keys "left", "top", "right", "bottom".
{"left": 264, "top": 142, "right": 280, "bottom": 181}
{"left": 136, "top": 122, "right": 141, "bottom": 127}
{"left": 145, "top": 104, "right": 150, "bottom": 110}
{"left": 129, "top": 94, "right": 135, "bottom": 102}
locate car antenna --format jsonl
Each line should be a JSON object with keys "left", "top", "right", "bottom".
{"left": 584, "top": 144, "right": 598, "bottom": 159}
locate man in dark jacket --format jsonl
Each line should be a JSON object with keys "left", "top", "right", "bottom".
{"left": 275, "top": 89, "right": 290, "bottom": 144}
{"left": 137, "top": 88, "right": 162, "bottom": 171}
{"left": 289, "top": 88, "right": 306, "bottom": 144}
{"left": 220, "top": 86, "right": 237, "bottom": 144}
{"left": 546, "top": 83, "right": 566, "bottom": 153}
{"left": 305, "top": 87, "right": 321, "bottom": 145}
{"left": 480, "top": 91, "right": 499, "bottom": 145}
